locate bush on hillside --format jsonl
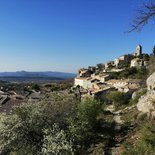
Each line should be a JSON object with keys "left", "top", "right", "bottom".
{"left": 0, "top": 95, "right": 104, "bottom": 155}
{"left": 67, "top": 99, "right": 102, "bottom": 153}
{"left": 129, "top": 88, "right": 147, "bottom": 105}
{"left": 31, "top": 84, "right": 40, "bottom": 91}
{"left": 109, "top": 67, "right": 148, "bottom": 80}
{"left": 123, "top": 122, "right": 155, "bottom": 155}
{"left": 0, "top": 94, "right": 76, "bottom": 155}
{"left": 106, "top": 91, "right": 130, "bottom": 107}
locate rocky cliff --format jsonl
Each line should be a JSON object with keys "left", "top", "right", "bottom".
{"left": 137, "top": 72, "right": 155, "bottom": 116}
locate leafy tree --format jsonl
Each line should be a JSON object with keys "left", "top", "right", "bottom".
{"left": 68, "top": 99, "right": 102, "bottom": 153}
{"left": 96, "top": 63, "right": 104, "bottom": 73}
{"left": 0, "top": 93, "right": 106, "bottom": 155}
{"left": 0, "top": 94, "right": 76, "bottom": 155}
{"left": 117, "top": 62, "right": 130, "bottom": 69}
{"left": 136, "top": 67, "right": 148, "bottom": 79}
{"left": 42, "top": 124, "right": 73, "bottom": 155}
{"left": 143, "top": 54, "right": 150, "bottom": 61}
{"left": 119, "top": 67, "right": 137, "bottom": 79}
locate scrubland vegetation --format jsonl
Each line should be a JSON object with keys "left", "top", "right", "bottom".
{"left": 1, "top": 52, "right": 155, "bottom": 155}
{"left": 0, "top": 93, "right": 109, "bottom": 155}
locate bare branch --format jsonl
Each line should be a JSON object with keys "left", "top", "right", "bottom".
{"left": 128, "top": 0, "right": 155, "bottom": 32}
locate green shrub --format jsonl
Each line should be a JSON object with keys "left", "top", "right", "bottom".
{"left": 0, "top": 94, "right": 76, "bottom": 155}
{"left": 106, "top": 91, "right": 129, "bottom": 106}
{"left": 109, "top": 67, "right": 148, "bottom": 80}
{"left": 123, "top": 122, "right": 155, "bottom": 155}
{"left": 31, "top": 84, "right": 40, "bottom": 91}
{"left": 42, "top": 124, "right": 73, "bottom": 155}
{"left": 68, "top": 99, "right": 102, "bottom": 152}
{"left": 0, "top": 95, "right": 105, "bottom": 154}
{"left": 129, "top": 88, "right": 147, "bottom": 105}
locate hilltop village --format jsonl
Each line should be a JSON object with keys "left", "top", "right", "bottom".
{"left": 74, "top": 45, "right": 150, "bottom": 99}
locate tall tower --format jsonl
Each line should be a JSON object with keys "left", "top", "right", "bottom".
{"left": 135, "top": 45, "right": 142, "bottom": 57}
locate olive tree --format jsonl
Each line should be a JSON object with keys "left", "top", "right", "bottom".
{"left": 0, "top": 93, "right": 76, "bottom": 155}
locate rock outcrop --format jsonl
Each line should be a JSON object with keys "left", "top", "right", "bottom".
{"left": 147, "top": 72, "right": 155, "bottom": 91}
{"left": 137, "top": 72, "right": 155, "bottom": 115}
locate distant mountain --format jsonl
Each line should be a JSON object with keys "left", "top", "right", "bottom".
{"left": 0, "top": 71, "right": 76, "bottom": 79}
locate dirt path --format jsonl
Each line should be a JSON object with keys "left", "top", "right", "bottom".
{"left": 104, "top": 106, "right": 126, "bottom": 155}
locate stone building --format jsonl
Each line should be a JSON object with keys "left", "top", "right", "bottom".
{"left": 134, "top": 45, "right": 142, "bottom": 57}
{"left": 74, "top": 77, "right": 91, "bottom": 89}
{"left": 114, "top": 54, "right": 132, "bottom": 68}
{"left": 78, "top": 68, "right": 92, "bottom": 77}
{"left": 106, "top": 79, "right": 141, "bottom": 92}
{"left": 130, "top": 58, "right": 147, "bottom": 67}
{"left": 104, "top": 61, "right": 115, "bottom": 70}
{"left": 91, "top": 74, "right": 110, "bottom": 82}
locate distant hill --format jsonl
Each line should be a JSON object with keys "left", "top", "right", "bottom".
{"left": 0, "top": 71, "right": 76, "bottom": 80}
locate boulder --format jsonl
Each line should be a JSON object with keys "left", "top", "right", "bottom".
{"left": 147, "top": 72, "right": 155, "bottom": 91}
{"left": 137, "top": 93, "right": 155, "bottom": 113}
{"left": 137, "top": 72, "right": 155, "bottom": 114}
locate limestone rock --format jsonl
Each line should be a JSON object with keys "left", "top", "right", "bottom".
{"left": 147, "top": 72, "right": 155, "bottom": 91}
{"left": 137, "top": 92, "right": 155, "bottom": 113}
{"left": 137, "top": 72, "right": 155, "bottom": 114}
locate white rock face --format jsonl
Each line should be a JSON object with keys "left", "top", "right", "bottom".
{"left": 147, "top": 72, "right": 155, "bottom": 91}
{"left": 137, "top": 72, "right": 155, "bottom": 114}
{"left": 137, "top": 93, "right": 155, "bottom": 113}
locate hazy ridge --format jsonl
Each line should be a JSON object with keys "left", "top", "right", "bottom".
{"left": 0, "top": 71, "right": 76, "bottom": 78}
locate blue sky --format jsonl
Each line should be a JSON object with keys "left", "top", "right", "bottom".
{"left": 0, "top": 0, "right": 154, "bottom": 73}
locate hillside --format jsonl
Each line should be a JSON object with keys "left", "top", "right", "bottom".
{"left": 0, "top": 45, "right": 155, "bottom": 155}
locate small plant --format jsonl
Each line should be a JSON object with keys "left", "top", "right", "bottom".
{"left": 129, "top": 88, "right": 147, "bottom": 105}
{"left": 31, "top": 84, "right": 40, "bottom": 91}
{"left": 106, "top": 91, "right": 130, "bottom": 107}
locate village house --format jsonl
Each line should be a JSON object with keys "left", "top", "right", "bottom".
{"left": 91, "top": 74, "right": 110, "bottom": 82}
{"left": 104, "top": 61, "right": 115, "bottom": 70}
{"left": 74, "top": 74, "right": 111, "bottom": 90}
{"left": 114, "top": 54, "right": 132, "bottom": 68}
{"left": 130, "top": 45, "right": 150, "bottom": 67}
{"left": 130, "top": 58, "right": 148, "bottom": 67}
{"left": 74, "top": 77, "right": 93, "bottom": 89}
{"left": 91, "top": 82, "right": 108, "bottom": 90}
{"left": 106, "top": 79, "right": 141, "bottom": 92}
{"left": 78, "top": 68, "right": 92, "bottom": 77}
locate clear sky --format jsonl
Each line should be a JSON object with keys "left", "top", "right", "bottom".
{"left": 0, "top": 0, "right": 154, "bottom": 73}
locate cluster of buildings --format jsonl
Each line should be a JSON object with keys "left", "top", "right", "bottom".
{"left": 74, "top": 45, "right": 147, "bottom": 99}
{"left": 105, "top": 45, "right": 149, "bottom": 71}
